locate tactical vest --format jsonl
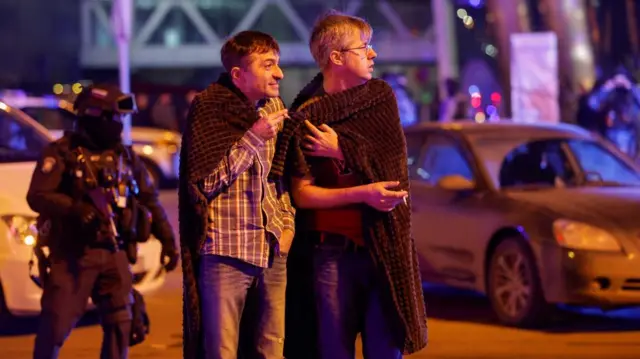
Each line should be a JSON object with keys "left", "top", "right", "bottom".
{"left": 37, "top": 140, "right": 152, "bottom": 256}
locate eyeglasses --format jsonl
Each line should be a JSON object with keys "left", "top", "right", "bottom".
{"left": 340, "top": 44, "right": 373, "bottom": 55}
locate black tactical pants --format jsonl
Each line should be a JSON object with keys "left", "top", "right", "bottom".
{"left": 33, "top": 247, "right": 133, "bottom": 359}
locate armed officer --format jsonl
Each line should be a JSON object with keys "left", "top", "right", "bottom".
{"left": 26, "top": 84, "right": 180, "bottom": 359}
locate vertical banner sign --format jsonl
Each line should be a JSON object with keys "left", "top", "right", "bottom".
{"left": 510, "top": 32, "right": 560, "bottom": 124}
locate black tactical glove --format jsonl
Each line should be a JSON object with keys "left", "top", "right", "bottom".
{"left": 161, "top": 239, "right": 179, "bottom": 272}
{"left": 70, "top": 202, "right": 100, "bottom": 227}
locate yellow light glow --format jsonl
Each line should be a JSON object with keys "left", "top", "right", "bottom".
{"left": 24, "top": 235, "right": 36, "bottom": 246}
{"left": 53, "top": 84, "right": 64, "bottom": 95}
{"left": 72, "top": 83, "right": 83, "bottom": 94}
{"left": 463, "top": 16, "right": 474, "bottom": 26}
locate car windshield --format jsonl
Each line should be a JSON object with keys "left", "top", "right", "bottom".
{"left": 21, "top": 107, "right": 75, "bottom": 131}
{"left": 0, "top": 109, "right": 49, "bottom": 162}
{"left": 472, "top": 137, "right": 640, "bottom": 190}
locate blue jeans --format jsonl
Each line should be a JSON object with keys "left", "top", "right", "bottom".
{"left": 313, "top": 238, "right": 402, "bottom": 359}
{"left": 198, "top": 254, "right": 287, "bottom": 359}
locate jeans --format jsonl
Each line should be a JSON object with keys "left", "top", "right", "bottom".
{"left": 198, "top": 254, "right": 287, "bottom": 359}
{"left": 313, "top": 237, "right": 402, "bottom": 359}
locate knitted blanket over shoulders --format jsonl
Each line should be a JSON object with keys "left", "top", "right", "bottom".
{"left": 271, "top": 73, "right": 428, "bottom": 354}
{"left": 178, "top": 73, "right": 268, "bottom": 359}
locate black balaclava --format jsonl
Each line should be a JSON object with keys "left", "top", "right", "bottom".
{"left": 77, "top": 112, "right": 123, "bottom": 149}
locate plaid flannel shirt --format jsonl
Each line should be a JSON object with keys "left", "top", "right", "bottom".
{"left": 198, "top": 106, "right": 295, "bottom": 268}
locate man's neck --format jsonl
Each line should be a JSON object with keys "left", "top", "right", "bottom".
{"left": 231, "top": 78, "right": 261, "bottom": 105}
{"left": 322, "top": 71, "right": 365, "bottom": 94}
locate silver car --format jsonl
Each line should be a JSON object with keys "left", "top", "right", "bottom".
{"left": 406, "top": 121, "right": 640, "bottom": 327}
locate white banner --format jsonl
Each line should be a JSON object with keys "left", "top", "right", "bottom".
{"left": 510, "top": 32, "right": 559, "bottom": 124}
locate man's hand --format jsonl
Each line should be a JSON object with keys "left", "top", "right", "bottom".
{"left": 359, "top": 181, "right": 408, "bottom": 212}
{"left": 161, "top": 239, "right": 180, "bottom": 272}
{"left": 71, "top": 202, "right": 100, "bottom": 227}
{"left": 302, "top": 120, "right": 344, "bottom": 160}
{"left": 251, "top": 109, "right": 288, "bottom": 141}
{"left": 279, "top": 229, "right": 294, "bottom": 255}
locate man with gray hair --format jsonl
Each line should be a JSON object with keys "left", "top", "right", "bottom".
{"left": 271, "top": 10, "right": 428, "bottom": 359}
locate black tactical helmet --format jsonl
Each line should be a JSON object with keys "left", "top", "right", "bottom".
{"left": 73, "top": 84, "right": 137, "bottom": 118}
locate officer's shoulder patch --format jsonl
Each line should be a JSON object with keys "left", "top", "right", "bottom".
{"left": 41, "top": 157, "right": 56, "bottom": 174}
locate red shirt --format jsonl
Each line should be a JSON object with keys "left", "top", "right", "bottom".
{"left": 301, "top": 158, "right": 365, "bottom": 246}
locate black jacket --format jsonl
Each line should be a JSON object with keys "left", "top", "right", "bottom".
{"left": 26, "top": 132, "right": 175, "bottom": 253}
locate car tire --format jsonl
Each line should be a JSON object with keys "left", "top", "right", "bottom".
{"left": 487, "top": 237, "right": 549, "bottom": 327}
{"left": 141, "top": 159, "right": 162, "bottom": 189}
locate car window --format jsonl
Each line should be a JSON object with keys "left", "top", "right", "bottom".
{"left": 568, "top": 140, "right": 640, "bottom": 184}
{"left": 415, "top": 134, "right": 473, "bottom": 185}
{"left": 0, "top": 110, "right": 48, "bottom": 162}
{"left": 499, "top": 139, "right": 577, "bottom": 188}
{"left": 21, "top": 107, "right": 75, "bottom": 131}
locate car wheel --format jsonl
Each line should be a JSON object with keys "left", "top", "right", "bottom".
{"left": 487, "top": 237, "right": 549, "bottom": 327}
{"left": 141, "top": 160, "right": 162, "bottom": 189}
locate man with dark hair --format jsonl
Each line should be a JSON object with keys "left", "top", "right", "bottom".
{"left": 179, "top": 30, "right": 295, "bottom": 359}
{"left": 273, "top": 10, "right": 428, "bottom": 359}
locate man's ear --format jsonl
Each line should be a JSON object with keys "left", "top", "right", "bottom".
{"left": 329, "top": 51, "right": 344, "bottom": 67}
{"left": 230, "top": 67, "right": 242, "bottom": 80}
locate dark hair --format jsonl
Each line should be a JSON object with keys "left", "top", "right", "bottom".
{"left": 220, "top": 31, "right": 280, "bottom": 72}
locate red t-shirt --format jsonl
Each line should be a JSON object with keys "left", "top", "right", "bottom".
{"left": 301, "top": 158, "right": 365, "bottom": 246}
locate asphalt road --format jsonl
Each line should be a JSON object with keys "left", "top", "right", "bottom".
{"left": 1, "top": 191, "right": 639, "bottom": 359}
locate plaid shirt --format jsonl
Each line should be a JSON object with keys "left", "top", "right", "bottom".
{"left": 198, "top": 109, "right": 295, "bottom": 268}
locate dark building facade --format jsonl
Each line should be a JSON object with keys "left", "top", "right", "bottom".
{"left": 0, "top": 0, "right": 81, "bottom": 92}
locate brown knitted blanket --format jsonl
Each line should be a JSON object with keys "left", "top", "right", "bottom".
{"left": 178, "top": 73, "right": 284, "bottom": 359}
{"left": 272, "top": 73, "right": 428, "bottom": 354}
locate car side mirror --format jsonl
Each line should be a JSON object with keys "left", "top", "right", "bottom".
{"left": 436, "top": 174, "right": 475, "bottom": 191}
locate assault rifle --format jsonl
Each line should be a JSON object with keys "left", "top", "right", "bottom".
{"left": 76, "top": 148, "right": 120, "bottom": 251}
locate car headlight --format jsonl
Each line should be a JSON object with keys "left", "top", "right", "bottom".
{"left": 2, "top": 215, "right": 38, "bottom": 246}
{"left": 552, "top": 219, "right": 621, "bottom": 252}
{"left": 159, "top": 140, "right": 179, "bottom": 154}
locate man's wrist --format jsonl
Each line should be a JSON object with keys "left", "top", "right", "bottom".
{"left": 242, "top": 129, "right": 266, "bottom": 151}
{"left": 345, "top": 185, "right": 366, "bottom": 204}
